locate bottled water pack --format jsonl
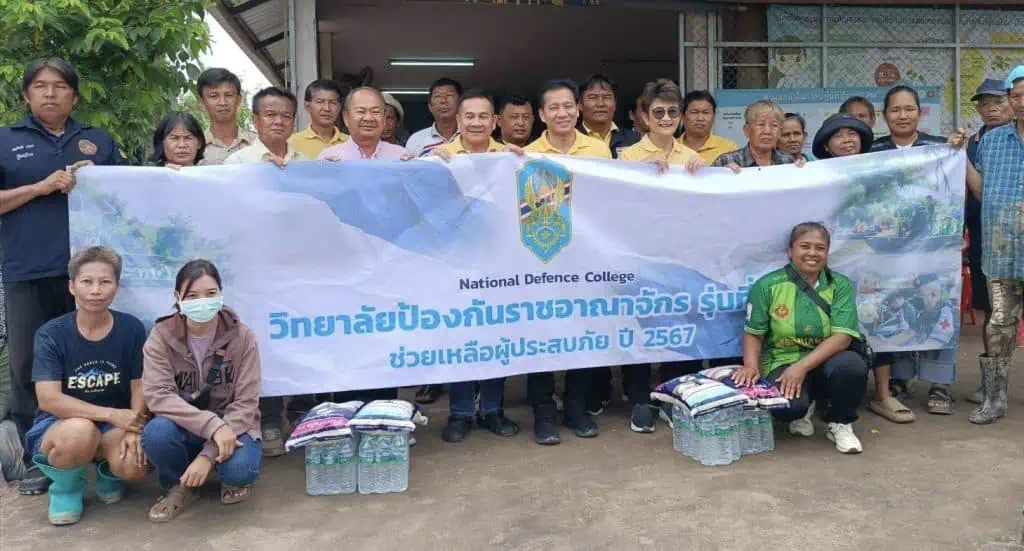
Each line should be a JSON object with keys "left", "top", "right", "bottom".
{"left": 357, "top": 433, "right": 410, "bottom": 494}
{"left": 305, "top": 437, "right": 358, "bottom": 496}
{"left": 671, "top": 405, "right": 773, "bottom": 466}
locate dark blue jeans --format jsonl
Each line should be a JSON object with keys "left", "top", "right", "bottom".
{"left": 142, "top": 416, "right": 262, "bottom": 489}
{"left": 450, "top": 378, "right": 505, "bottom": 419}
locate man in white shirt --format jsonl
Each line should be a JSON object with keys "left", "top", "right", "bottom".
{"left": 224, "top": 87, "right": 305, "bottom": 167}
{"left": 406, "top": 78, "right": 461, "bottom": 157}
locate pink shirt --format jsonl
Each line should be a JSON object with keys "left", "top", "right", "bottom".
{"left": 318, "top": 139, "right": 409, "bottom": 161}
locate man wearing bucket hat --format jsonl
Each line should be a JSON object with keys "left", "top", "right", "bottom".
{"left": 381, "top": 92, "right": 406, "bottom": 146}
{"left": 966, "top": 66, "right": 1024, "bottom": 425}
{"left": 963, "top": 78, "right": 1013, "bottom": 406}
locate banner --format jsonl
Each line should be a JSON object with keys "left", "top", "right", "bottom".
{"left": 715, "top": 87, "right": 942, "bottom": 158}
{"left": 71, "top": 147, "right": 965, "bottom": 396}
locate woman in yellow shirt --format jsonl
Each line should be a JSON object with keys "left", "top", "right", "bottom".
{"left": 618, "top": 79, "right": 704, "bottom": 174}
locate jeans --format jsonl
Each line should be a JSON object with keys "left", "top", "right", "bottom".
{"left": 769, "top": 351, "right": 868, "bottom": 425}
{"left": 3, "top": 276, "right": 75, "bottom": 441}
{"left": 142, "top": 416, "right": 262, "bottom": 489}
{"left": 259, "top": 397, "right": 284, "bottom": 430}
{"left": 891, "top": 350, "right": 957, "bottom": 385}
{"left": 450, "top": 378, "right": 505, "bottom": 419}
{"left": 587, "top": 365, "right": 654, "bottom": 407}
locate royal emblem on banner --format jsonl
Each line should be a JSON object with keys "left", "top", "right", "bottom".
{"left": 517, "top": 158, "right": 573, "bottom": 263}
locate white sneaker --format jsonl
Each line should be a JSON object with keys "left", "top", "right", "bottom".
{"left": 826, "top": 422, "right": 863, "bottom": 454}
{"left": 788, "top": 401, "right": 815, "bottom": 437}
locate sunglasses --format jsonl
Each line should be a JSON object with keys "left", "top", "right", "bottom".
{"left": 650, "top": 107, "right": 681, "bottom": 120}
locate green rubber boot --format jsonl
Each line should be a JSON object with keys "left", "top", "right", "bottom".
{"left": 95, "top": 460, "right": 124, "bottom": 504}
{"left": 32, "top": 454, "right": 86, "bottom": 526}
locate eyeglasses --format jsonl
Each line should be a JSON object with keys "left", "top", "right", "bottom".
{"left": 651, "top": 107, "right": 681, "bottom": 120}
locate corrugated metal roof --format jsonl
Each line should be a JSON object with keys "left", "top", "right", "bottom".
{"left": 208, "top": 0, "right": 287, "bottom": 86}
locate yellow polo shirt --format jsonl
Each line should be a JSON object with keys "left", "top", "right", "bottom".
{"left": 437, "top": 136, "right": 506, "bottom": 155}
{"left": 582, "top": 122, "right": 620, "bottom": 145}
{"left": 678, "top": 132, "right": 738, "bottom": 164}
{"left": 524, "top": 130, "right": 612, "bottom": 159}
{"left": 287, "top": 125, "right": 349, "bottom": 159}
{"left": 619, "top": 135, "right": 699, "bottom": 164}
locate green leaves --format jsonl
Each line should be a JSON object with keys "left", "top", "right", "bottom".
{"left": 0, "top": 0, "right": 214, "bottom": 163}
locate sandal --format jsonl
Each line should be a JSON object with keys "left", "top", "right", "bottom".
{"left": 148, "top": 485, "right": 197, "bottom": 523}
{"left": 889, "top": 379, "right": 912, "bottom": 402}
{"left": 926, "top": 386, "right": 954, "bottom": 415}
{"left": 868, "top": 396, "right": 916, "bottom": 423}
{"left": 220, "top": 484, "right": 252, "bottom": 505}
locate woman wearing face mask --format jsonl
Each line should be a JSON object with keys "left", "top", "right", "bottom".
{"left": 149, "top": 112, "right": 206, "bottom": 169}
{"left": 141, "top": 260, "right": 262, "bottom": 523}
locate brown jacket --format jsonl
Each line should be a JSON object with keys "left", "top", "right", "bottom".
{"left": 143, "top": 306, "right": 262, "bottom": 460}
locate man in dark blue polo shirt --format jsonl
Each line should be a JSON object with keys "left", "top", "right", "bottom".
{"left": 0, "top": 58, "right": 124, "bottom": 492}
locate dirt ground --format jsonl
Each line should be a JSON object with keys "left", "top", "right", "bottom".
{"left": 1, "top": 321, "right": 1022, "bottom": 551}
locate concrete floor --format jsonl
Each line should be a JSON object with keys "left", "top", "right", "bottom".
{"left": 2, "top": 321, "right": 1022, "bottom": 551}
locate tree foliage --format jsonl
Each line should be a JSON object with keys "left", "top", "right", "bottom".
{"left": 0, "top": 0, "right": 212, "bottom": 162}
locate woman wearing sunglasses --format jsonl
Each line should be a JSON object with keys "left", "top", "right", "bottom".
{"left": 619, "top": 78, "right": 704, "bottom": 174}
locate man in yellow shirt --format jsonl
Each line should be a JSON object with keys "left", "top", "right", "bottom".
{"left": 678, "top": 90, "right": 738, "bottom": 164}
{"left": 430, "top": 91, "right": 520, "bottom": 444}
{"left": 435, "top": 91, "right": 507, "bottom": 159}
{"left": 523, "top": 79, "right": 608, "bottom": 445}
{"left": 287, "top": 79, "right": 348, "bottom": 159}
{"left": 525, "top": 80, "right": 611, "bottom": 160}
{"left": 577, "top": 74, "right": 639, "bottom": 158}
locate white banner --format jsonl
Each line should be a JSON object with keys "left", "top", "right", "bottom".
{"left": 71, "top": 147, "right": 965, "bottom": 396}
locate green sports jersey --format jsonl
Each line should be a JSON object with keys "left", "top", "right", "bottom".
{"left": 743, "top": 264, "right": 860, "bottom": 377}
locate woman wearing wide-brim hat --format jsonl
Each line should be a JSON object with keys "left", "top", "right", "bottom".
{"left": 812, "top": 113, "right": 874, "bottom": 160}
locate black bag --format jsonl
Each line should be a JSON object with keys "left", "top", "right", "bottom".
{"left": 785, "top": 265, "right": 874, "bottom": 367}
{"left": 180, "top": 346, "right": 228, "bottom": 411}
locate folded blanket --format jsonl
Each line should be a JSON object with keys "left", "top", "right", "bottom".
{"left": 700, "top": 366, "right": 790, "bottom": 410}
{"left": 348, "top": 399, "right": 429, "bottom": 435}
{"left": 285, "top": 400, "right": 363, "bottom": 452}
{"left": 650, "top": 375, "right": 748, "bottom": 418}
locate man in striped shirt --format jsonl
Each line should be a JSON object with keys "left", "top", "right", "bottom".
{"left": 406, "top": 78, "right": 461, "bottom": 157}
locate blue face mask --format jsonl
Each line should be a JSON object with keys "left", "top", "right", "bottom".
{"left": 179, "top": 295, "right": 224, "bottom": 323}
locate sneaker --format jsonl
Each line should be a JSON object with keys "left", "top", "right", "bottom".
{"left": 565, "top": 413, "right": 600, "bottom": 438}
{"left": 826, "top": 422, "right": 863, "bottom": 454}
{"left": 533, "top": 419, "right": 561, "bottom": 445}
{"left": 788, "top": 401, "right": 815, "bottom": 437}
{"left": 262, "top": 427, "right": 286, "bottom": 457}
{"left": 441, "top": 417, "right": 473, "bottom": 443}
{"left": 479, "top": 413, "right": 520, "bottom": 437}
{"left": 629, "top": 404, "right": 656, "bottom": 433}
{"left": 18, "top": 465, "right": 50, "bottom": 495}
{"left": 658, "top": 403, "right": 673, "bottom": 425}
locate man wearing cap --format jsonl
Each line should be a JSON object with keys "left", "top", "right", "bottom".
{"left": 963, "top": 79, "right": 1014, "bottom": 408}
{"left": 966, "top": 66, "right": 1024, "bottom": 425}
{"left": 382, "top": 93, "right": 406, "bottom": 146}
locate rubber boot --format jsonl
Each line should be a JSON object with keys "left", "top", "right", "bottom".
{"left": 969, "top": 356, "right": 1009, "bottom": 425}
{"left": 32, "top": 454, "right": 86, "bottom": 526}
{"left": 95, "top": 460, "right": 124, "bottom": 504}
{"left": 967, "top": 362, "right": 986, "bottom": 404}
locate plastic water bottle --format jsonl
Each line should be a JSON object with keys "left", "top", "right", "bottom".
{"left": 728, "top": 409, "right": 742, "bottom": 461}
{"left": 357, "top": 434, "right": 379, "bottom": 494}
{"left": 759, "top": 410, "right": 775, "bottom": 452}
{"left": 739, "top": 409, "right": 759, "bottom": 456}
{"left": 670, "top": 405, "right": 683, "bottom": 453}
{"left": 384, "top": 433, "right": 410, "bottom": 493}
